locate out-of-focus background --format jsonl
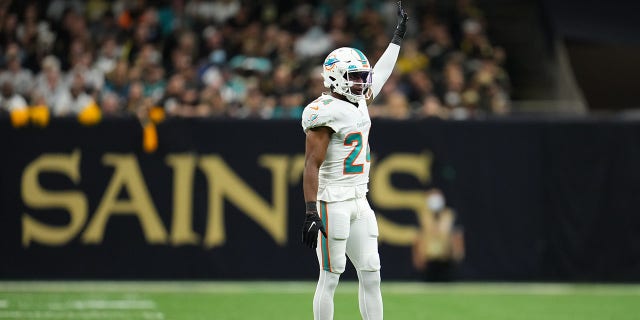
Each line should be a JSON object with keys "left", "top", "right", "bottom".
{"left": 2, "top": 0, "right": 636, "bottom": 121}
{"left": 1, "top": 0, "right": 640, "bottom": 319}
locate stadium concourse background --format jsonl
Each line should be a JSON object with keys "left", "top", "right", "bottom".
{"left": 1, "top": 116, "right": 640, "bottom": 282}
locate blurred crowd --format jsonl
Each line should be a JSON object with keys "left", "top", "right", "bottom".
{"left": 0, "top": 0, "right": 511, "bottom": 121}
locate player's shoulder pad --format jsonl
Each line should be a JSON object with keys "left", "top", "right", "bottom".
{"left": 301, "top": 96, "right": 340, "bottom": 132}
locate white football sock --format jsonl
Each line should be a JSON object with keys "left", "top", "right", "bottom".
{"left": 313, "top": 270, "right": 340, "bottom": 320}
{"left": 357, "top": 270, "right": 383, "bottom": 320}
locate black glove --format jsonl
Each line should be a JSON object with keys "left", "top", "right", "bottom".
{"left": 391, "top": 1, "right": 409, "bottom": 45}
{"left": 302, "top": 202, "right": 327, "bottom": 248}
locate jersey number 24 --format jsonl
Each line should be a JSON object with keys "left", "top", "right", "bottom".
{"left": 343, "top": 132, "right": 371, "bottom": 174}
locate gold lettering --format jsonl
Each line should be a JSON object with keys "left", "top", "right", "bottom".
{"left": 82, "top": 154, "right": 167, "bottom": 244}
{"left": 166, "top": 154, "right": 200, "bottom": 245}
{"left": 370, "top": 152, "right": 432, "bottom": 245}
{"left": 21, "top": 150, "right": 87, "bottom": 247}
{"left": 288, "top": 154, "right": 306, "bottom": 185}
{"left": 199, "top": 155, "right": 289, "bottom": 248}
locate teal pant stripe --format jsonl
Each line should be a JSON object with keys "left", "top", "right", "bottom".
{"left": 320, "top": 201, "right": 331, "bottom": 272}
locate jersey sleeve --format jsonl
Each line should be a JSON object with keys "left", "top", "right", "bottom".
{"left": 371, "top": 43, "right": 401, "bottom": 99}
{"left": 301, "top": 99, "right": 339, "bottom": 133}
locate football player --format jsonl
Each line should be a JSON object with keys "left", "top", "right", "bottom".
{"left": 301, "top": 2, "right": 409, "bottom": 319}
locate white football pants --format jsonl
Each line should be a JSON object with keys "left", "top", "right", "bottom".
{"left": 313, "top": 197, "right": 383, "bottom": 320}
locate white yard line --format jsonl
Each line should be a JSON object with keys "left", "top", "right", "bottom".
{"left": 48, "top": 299, "right": 156, "bottom": 310}
{"left": 0, "top": 296, "right": 161, "bottom": 319}
{"left": 0, "top": 310, "right": 164, "bottom": 319}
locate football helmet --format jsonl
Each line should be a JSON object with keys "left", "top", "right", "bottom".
{"left": 321, "top": 47, "right": 373, "bottom": 103}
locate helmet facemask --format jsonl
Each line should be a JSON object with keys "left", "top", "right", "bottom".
{"left": 343, "top": 69, "right": 373, "bottom": 102}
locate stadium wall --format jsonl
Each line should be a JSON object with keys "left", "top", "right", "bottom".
{"left": 1, "top": 117, "right": 639, "bottom": 282}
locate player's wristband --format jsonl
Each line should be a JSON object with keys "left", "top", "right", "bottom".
{"left": 391, "top": 25, "right": 406, "bottom": 45}
{"left": 306, "top": 201, "right": 317, "bottom": 213}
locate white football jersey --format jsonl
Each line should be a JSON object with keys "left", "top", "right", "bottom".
{"left": 302, "top": 94, "right": 372, "bottom": 202}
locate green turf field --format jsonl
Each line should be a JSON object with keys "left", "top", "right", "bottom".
{"left": 1, "top": 281, "right": 639, "bottom": 319}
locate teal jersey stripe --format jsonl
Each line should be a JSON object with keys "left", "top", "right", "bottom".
{"left": 366, "top": 143, "right": 371, "bottom": 162}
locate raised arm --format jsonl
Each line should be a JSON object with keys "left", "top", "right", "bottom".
{"left": 371, "top": 1, "right": 408, "bottom": 99}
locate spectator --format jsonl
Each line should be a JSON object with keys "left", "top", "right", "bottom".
{"left": 201, "top": 25, "right": 227, "bottom": 66}
{"left": 326, "top": 8, "right": 354, "bottom": 49}
{"left": 46, "top": 0, "right": 85, "bottom": 22}
{"left": 264, "top": 64, "right": 295, "bottom": 98}
{"left": 370, "top": 72, "right": 401, "bottom": 118}
{"left": 88, "top": 8, "right": 119, "bottom": 43}
{"left": 412, "top": 189, "right": 465, "bottom": 282}
{"left": 396, "top": 39, "right": 429, "bottom": 75}
{"left": 126, "top": 81, "right": 146, "bottom": 115}
{"left": 142, "top": 63, "right": 166, "bottom": 102}
{"left": 421, "top": 23, "right": 455, "bottom": 74}
{"left": 438, "top": 56, "right": 468, "bottom": 118}
{"left": 0, "top": 0, "right": 510, "bottom": 120}
{"left": 185, "top": 0, "right": 240, "bottom": 25}
{"left": 0, "top": 80, "right": 28, "bottom": 114}
{"left": 235, "top": 86, "right": 272, "bottom": 119}
{"left": 401, "top": 70, "right": 435, "bottom": 107}
{"left": 33, "top": 55, "right": 72, "bottom": 116}
{"left": 460, "top": 18, "right": 493, "bottom": 60}
{"left": 54, "top": 8, "right": 90, "bottom": 70}
{"left": 197, "top": 86, "right": 229, "bottom": 118}
{"left": 416, "top": 94, "right": 448, "bottom": 119}
{"left": 100, "top": 91, "right": 123, "bottom": 116}
{"left": 103, "top": 60, "right": 130, "bottom": 101}
{"left": 94, "top": 36, "right": 121, "bottom": 75}
{"left": 294, "top": 25, "right": 333, "bottom": 59}
{"left": 16, "top": 3, "right": 42, "bottom": 52}
{"left": 67, "top": 73, "right": 97, "bottom": 115}
{"left": 383, "top": 91, "right": 411, "bottom": 120}
{"left": 0, "top": 12, "right": 19, "bottom": 49}
{"left": 176, "top": 86, "right": 200, "bottom": 117}
{"left": 272, "top": 91, "right": 304, "bottom": 119}
{"left": 303, "top": 66, "right": 326, "bottom": 103}
{"left": 0, "top": 44, "right": 34, "bottom": 96}
{"left": 66, "top": 49, "right": 105, "bottom": 92}
{"left": 161, "top": 73, "right": 186, "bottom": 116}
